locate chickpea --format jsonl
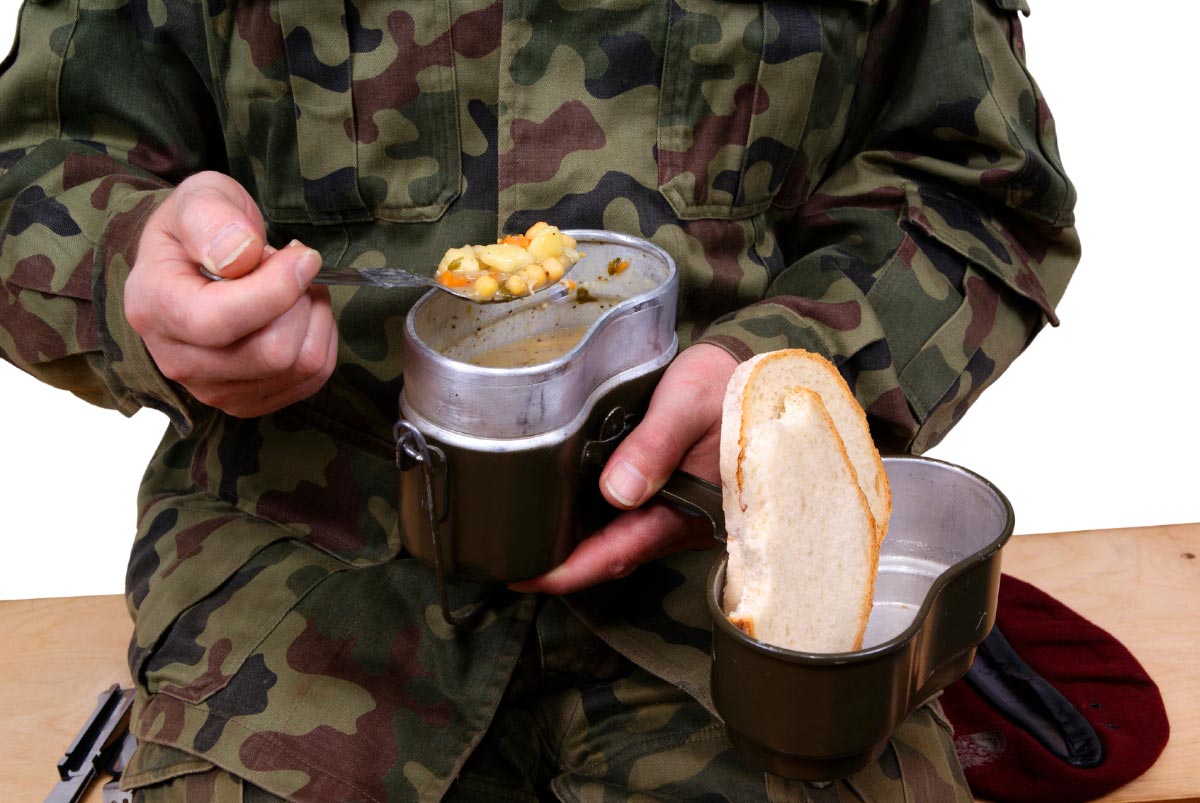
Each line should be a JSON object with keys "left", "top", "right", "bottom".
{"left": 520, "top": 264, "right": 547, "bottom": 289}
{"left": 473, "top": 274, "right": 499, "bottom": 300}
{"left": 505, "top": 274, "right": 528, "bottom": 296}
{"left": 541, "top": 257, "right": 565, "bottom": 282}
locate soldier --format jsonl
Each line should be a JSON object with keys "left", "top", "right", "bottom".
{"left": 0, "top": 0, "right": 1077, "bottom": 800}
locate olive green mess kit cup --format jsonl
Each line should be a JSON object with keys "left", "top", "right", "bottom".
{"left": 393, "top": 230, "right": 1014, "bottom": 780}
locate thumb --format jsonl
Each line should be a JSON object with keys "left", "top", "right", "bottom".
{"left": 600, "top": 344, "right": 735, "bottom": 509}
{"left": 166, "top": 171, "right": 267, "bottom": 279}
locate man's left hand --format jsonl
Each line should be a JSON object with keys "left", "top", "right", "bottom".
{"left": 509, "top": 343, "right": 737, "bottom": 594}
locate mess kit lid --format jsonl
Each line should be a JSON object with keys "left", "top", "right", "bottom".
{"left": 400, "top": 230, "right": 678, "bottom": 441}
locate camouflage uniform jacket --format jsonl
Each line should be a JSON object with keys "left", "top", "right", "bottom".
{"left": 0, "top": 0, "right": 1078, "bottom": 800}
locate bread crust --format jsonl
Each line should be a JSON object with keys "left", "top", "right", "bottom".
{"left": 726, "top": 350, "right": 891, "bottom": 546}
{"left": 720, "top": 351, "right": 886, "bottom": 652}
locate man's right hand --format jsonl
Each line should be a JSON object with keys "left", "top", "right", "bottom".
{"left": 124, "top": 171, "right": 337, "bottom": 418}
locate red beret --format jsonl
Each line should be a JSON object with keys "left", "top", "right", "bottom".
{"left": 941, "top": 574, "right": 1169, "bottom": 803}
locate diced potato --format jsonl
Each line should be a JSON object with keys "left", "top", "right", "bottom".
{"left": 527, "top": 226, "right": 564, "bottom": 260}
{"left": 476, "top": 243, "right": 534, "bottom": 273}
{"left": 437, "top": 246, "right": 479, "bottom": 275}
{"left": 524, "top": 221, "right": 550, "bottom": 240}
{"left": 561, "top": 234, "right": 577, "bottom": 250}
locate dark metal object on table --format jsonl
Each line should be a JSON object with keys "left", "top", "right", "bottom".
{"left": 100, "top": 728, "right": 136, "bottom": 803}
{"left": 45, "top": 684, "right": 134, "bottom": 803}
{"left": 707, "top": 456, "right": 1014, "bottom": 781}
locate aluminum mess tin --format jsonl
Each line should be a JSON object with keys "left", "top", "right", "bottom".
{"left": 707, "top": 455, "right": 1014, "bottom": 781}
{"left": 397, "top": 230, "right": 679, "bottom": 582}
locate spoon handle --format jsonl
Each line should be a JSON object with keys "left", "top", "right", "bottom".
{"left": 311, "top": 267, "right": 437, "bottom": 289}
{"left": 198, "top": 264, "right": 435, "bottom": 289}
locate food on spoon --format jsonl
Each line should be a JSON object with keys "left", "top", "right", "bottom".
{"left": 435, "top": 223, "right": 583, "bottom": 301}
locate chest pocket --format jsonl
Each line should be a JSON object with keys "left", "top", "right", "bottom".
{"left": 657, "top": 0, "right": 874, "bottom": 221}
{"left": 208, "top": 1, "right": 461, "bottom": 226}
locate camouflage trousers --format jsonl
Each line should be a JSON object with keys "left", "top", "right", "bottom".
{"left": 132, "top": 596, "right": 971, "bottom": 803}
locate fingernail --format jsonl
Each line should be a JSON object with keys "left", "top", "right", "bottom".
{"left": 206, "top": 223, "right": 255, "bottom": 273}
{"left": 294, "top": 248, "right": 322, "bottom": 289}
{"left": 263, "top": 244, "right": 278, "bottom": 257}
{"left": 604, "top": 459, "right": 648, "bottom": 507}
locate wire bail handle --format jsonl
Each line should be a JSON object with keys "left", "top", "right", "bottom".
{"left": 394, "top": 420, "right": 472, "bottom": 627}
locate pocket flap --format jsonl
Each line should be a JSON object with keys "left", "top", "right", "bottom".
{"left": 903, "top": 184, "right": 1058, "bottom": 325}
{"left": 121, "top": 740, "right": 216, "bottom": 791}
{"left": 138, "top": 539, "right": 342, "bottom": 704}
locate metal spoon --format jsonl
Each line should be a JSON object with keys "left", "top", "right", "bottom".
{"left": 201, "top": 262, "right": 575, "bottom": 303}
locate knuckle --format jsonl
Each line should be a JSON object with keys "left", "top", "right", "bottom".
{"left": 292, "top": 338, "right": 327, "bottom": 380}
{"left": 258, "top": 334, "right": 299, "bottom": 376}
{"left": 182, "top": 302, "right": 225, "bottom": 347}
{"left": 157, "top": 360, "right": 189, "bottom": 383}
{"left": 123, "top": 294, "right": 149, "bottom": 334}
{"left": 189, "top": 385, "right": 222, "bottom": 408}
{"left": 174, "top": 176, "right": 251, "bottom": 239}
{"left": 177, "top": 170, "right": 237, "bottom": 202}
{"left": 605, "top": 543, "right": 639, "bottom": 580}
{"left": 627, "top": 426, "right": 685, "bottom": 470}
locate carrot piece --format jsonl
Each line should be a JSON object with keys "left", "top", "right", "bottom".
{"left": 438, "top": 271, "right": 473, "bottom": 288}
{"left": 501, "top": 234, "right": 531, "bottom": 248}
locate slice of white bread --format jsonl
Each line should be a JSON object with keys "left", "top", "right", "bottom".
{"left": 720, "top": 349, "right": 891, "bottom": 546}
{"left": 722, "top": 387, "right": 879, "bottom": 652}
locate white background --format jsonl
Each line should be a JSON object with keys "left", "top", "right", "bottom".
{"left": 2, "top": 5, "right": 1197, "bottom": 600}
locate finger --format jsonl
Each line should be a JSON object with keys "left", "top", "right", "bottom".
{"left": 162, "top": 244, "right": 324, "bottom": 349}
{"left": 167, "top": 172, "right": 267, "bottom": 278}
{"left": 508, "top": 503, "right": 712, "bottom": 595}
{"left": 166, "top": 285, "right": 334, "bottom": 385}
{"left": 155, "top": 292, "right": 313, "bottom": 382}
{"left": 186, "top": 302, "right": 338, "bottom": 417}
{"left": 235, "top": 312, "right": 339, "bottom": 416}
{"left": 266, "top": 310, "right": 338, "bottom": 405}
{"left": 600, "top": 345, "right": 735, "bottom": 509}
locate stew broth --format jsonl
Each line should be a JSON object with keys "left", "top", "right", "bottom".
{"left": 469, "top": 325, "right": 592, "bottom": 368}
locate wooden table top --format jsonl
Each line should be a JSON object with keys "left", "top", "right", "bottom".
{"left": 3, "top": 523, "right": 1197, "bottom": 803}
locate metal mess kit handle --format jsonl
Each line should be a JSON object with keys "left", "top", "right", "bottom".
{"left": 581, "top": 407, "right": 725, "bottom": 541}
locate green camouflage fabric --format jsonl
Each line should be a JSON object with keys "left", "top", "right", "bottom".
{"left": 129, "top": 597, "right": 970, "bottom": 803}
{"left": 0, "top": 0, "right": 1078, "bottom": 800}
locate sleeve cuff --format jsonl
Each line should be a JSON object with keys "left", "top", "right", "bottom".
{"left": 94, "top": 186, "right": 197, "bottom": 434}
